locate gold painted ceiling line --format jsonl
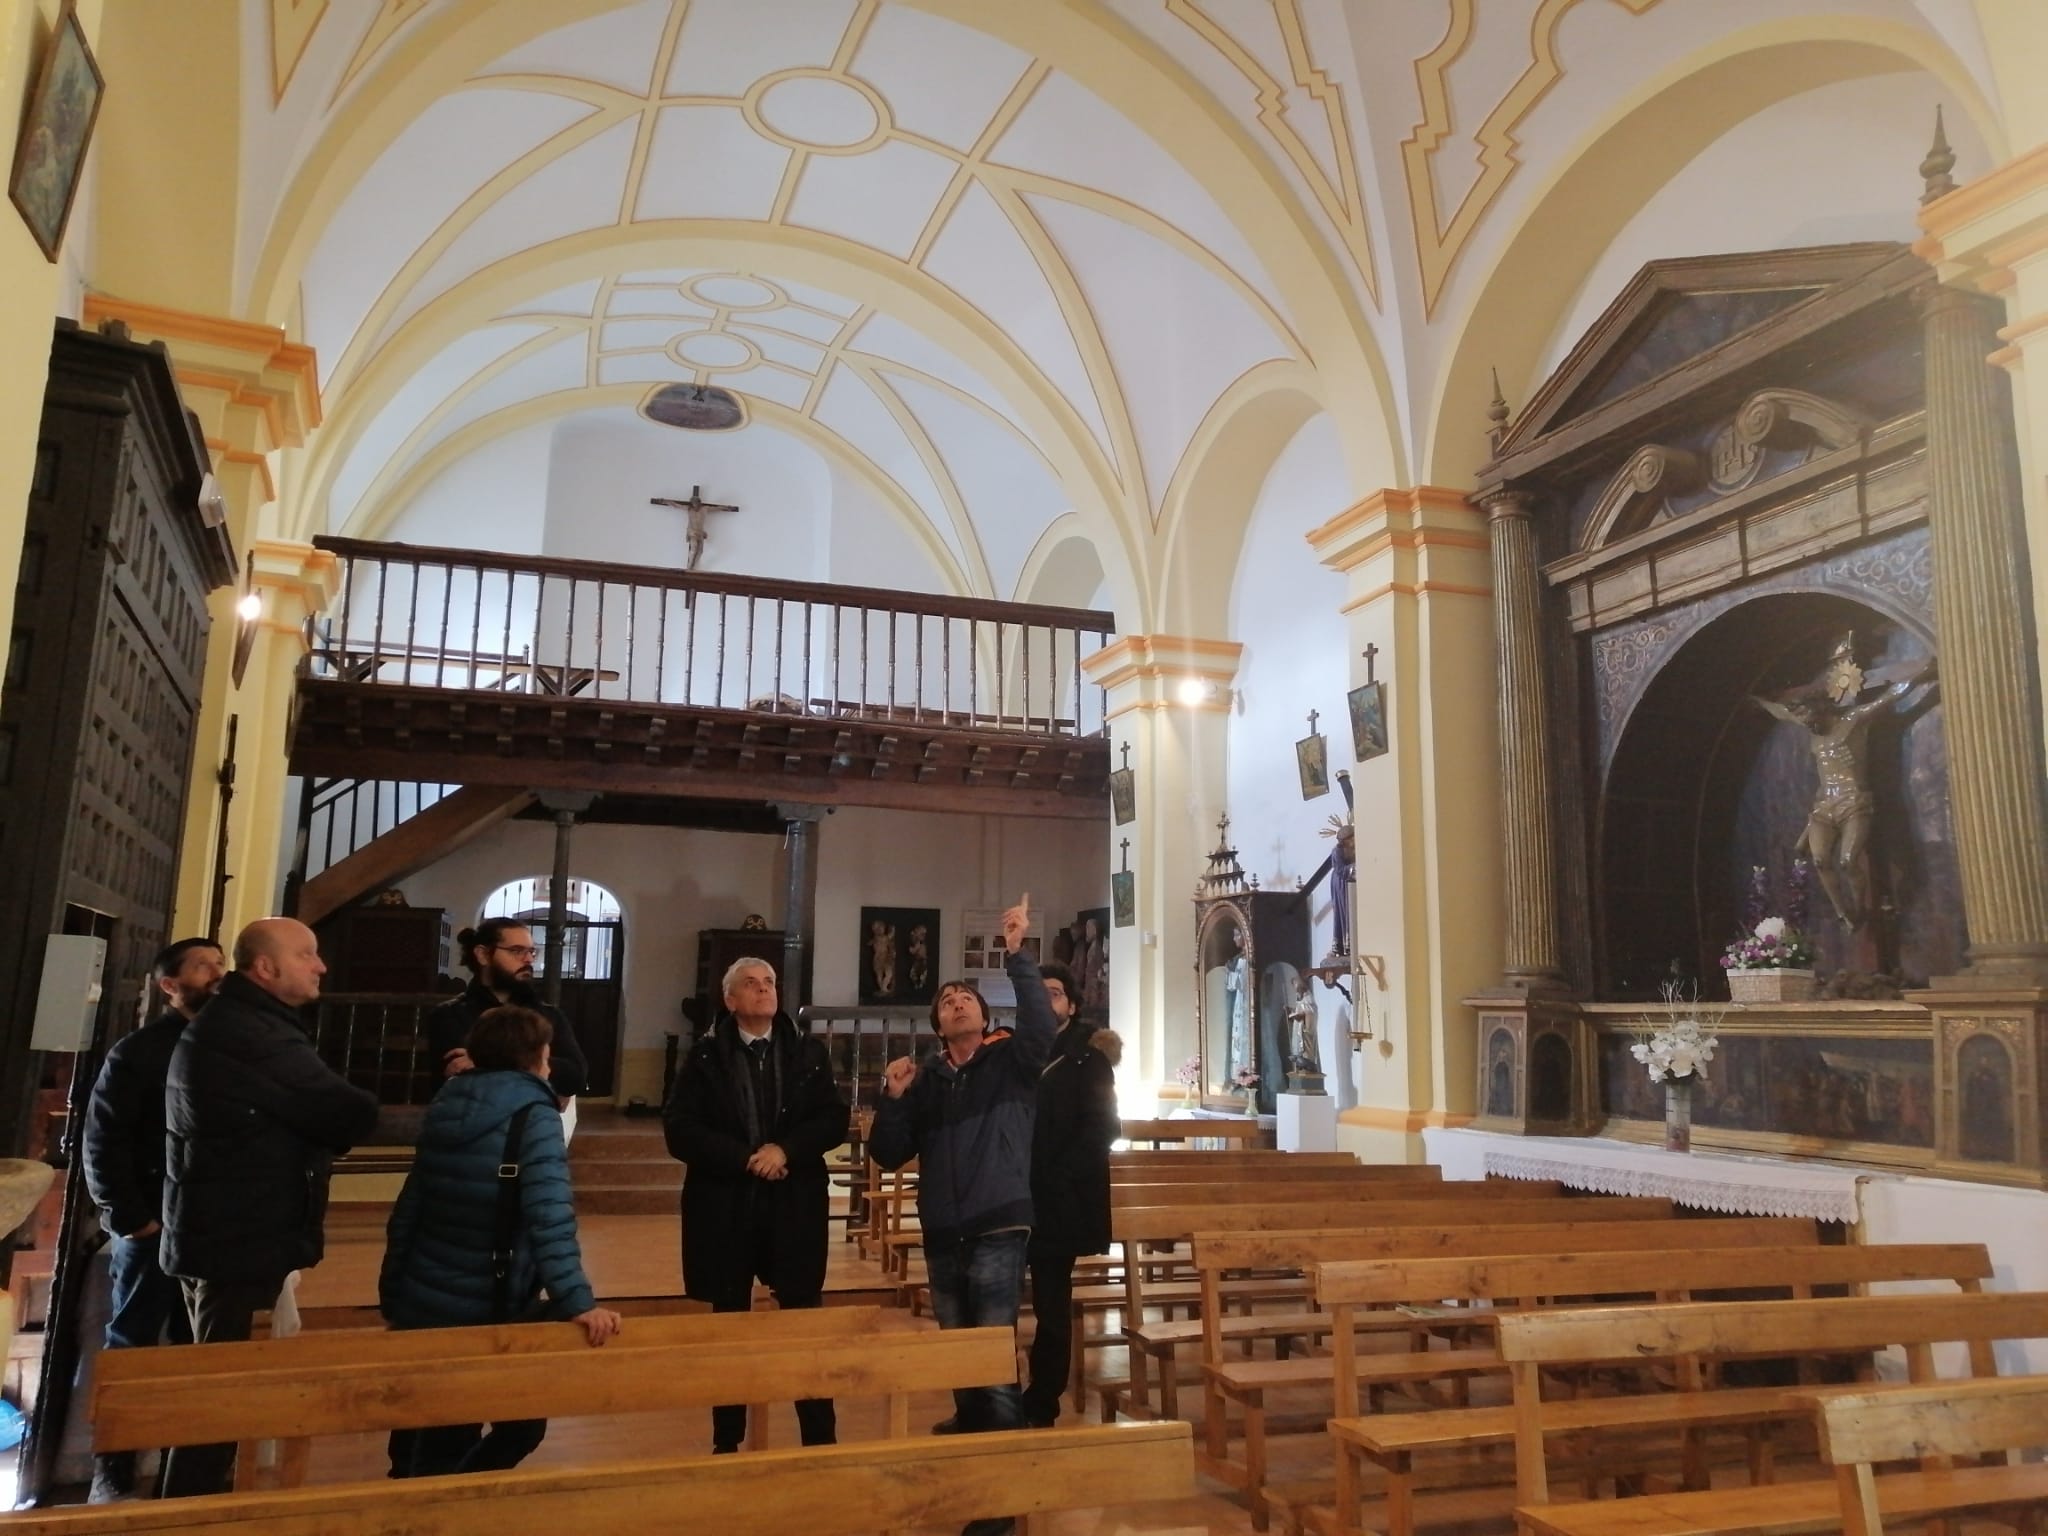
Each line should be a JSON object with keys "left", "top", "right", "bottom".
{"left": 1165, "top": 0, "right": 1379, "bottom": 307}
{"left": 1402, "top": 0, "right": 1660, "bottom": 318}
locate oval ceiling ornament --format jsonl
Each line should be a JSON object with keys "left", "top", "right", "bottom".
{"left": 641, "top": 383, "right": 748, "bottom": 432}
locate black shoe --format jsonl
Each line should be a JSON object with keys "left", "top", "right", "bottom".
{"left": 1024, "top": 1415, "right": 1055, "bottom": 1429}
{"left": 711, "top": 1445, "right": 739, "bottom": 1455}
{"left": 88, "top": 1455, "right": 135, "bottom": 1505}
{"left": 961, "top": 1520, "right": 1016, "bottom": 1536}
{"left": 931, "top": 1416, "right": 967, "bottom": 1435}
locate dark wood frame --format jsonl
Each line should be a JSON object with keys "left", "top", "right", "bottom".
{"left": 8, "top": 0, "right": 103, "bottom": 262}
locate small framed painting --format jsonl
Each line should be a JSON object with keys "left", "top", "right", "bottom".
{"left": 859, "top": 906, "right": 940, "bottom": 1005}
{"left": 8, "top": 1, "right": 104, "bottom": 262}
{"left": 1111, "top": 870, "right": 1136, "bottom": 929}
{"left": 1348, "top": 680, "right": 1389, "bottom": 762}
{"left": 1108, "top": 765, "right": 1136, "bottom": 825}
{"left": 1295, "top": 729, "right": 1329, "bottom": 799}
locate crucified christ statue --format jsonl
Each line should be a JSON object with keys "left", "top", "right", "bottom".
{"left": 648, "top": 485, "right": 739, "bottom": 571}
{"left": 1752, "top": 637, "right": 1937, "bottom": 930}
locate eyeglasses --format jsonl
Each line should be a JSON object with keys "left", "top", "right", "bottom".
{"left": 494, "top": 945, "right": 540, "bottom": 959}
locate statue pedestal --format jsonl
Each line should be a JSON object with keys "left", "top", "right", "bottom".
{"left": 1277, "top": 1090, "right": 1339, "bottom": 1153}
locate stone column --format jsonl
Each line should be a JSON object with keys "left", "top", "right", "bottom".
{"left": 1476, "top": 486, "right": 1565, "bottom": 988}
{"left": 1920, "top": 285, "right": 2048, "bottom": 981}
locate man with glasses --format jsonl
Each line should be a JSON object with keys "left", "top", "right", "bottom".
{"left": 428, "top": 919, "right": 588, "bottom": 1108}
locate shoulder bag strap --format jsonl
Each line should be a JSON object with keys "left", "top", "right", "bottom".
{"left": 491, "top": 1103, "right": 538, "bottom": 1324}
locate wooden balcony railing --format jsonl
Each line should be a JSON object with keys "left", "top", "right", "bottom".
{"left": 308, "top": 537, "right": 1115, "bottom": 740}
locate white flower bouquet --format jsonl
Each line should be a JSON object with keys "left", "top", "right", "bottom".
{"left": 1629, "top": 983, "right": 1722, "bottom": 1083}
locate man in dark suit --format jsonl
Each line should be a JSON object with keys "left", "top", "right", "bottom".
{"left": 665, "top": 958, "right": 849, "bottom": 1453}
{"left": 80, "top": 937, "right": 223, "bottom": 1501}
{"left": 161, "top": 918, "right": 380, "bottom": 1497}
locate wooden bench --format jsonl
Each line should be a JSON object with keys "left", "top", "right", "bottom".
{"left": 1121, "top": 1117, "right": 1270, "bottom": 1147}
{"left": 1108, "top": 1194, "right": 1673, "bottom": 1441}
{"left": 1507, "top": 1290, "right": 2048, "bottom": 1536}
{"left": 1819, "top": 1374, "right": 2048, "bottom": 1536}
{"left": 1316, "top": 1242, "right": 1994, "bottom": 1536}
{"left": 1108, "top": 1174, "right": 1536, "bottom": 1209}
{"left": 1177, "top": 1199, "right": 1678, "bottom": 1527}
{"left": 5, "top": 1422, "right": 1196, "bottom": 1536}
{"left": 94, "top": 1310, "right": 1006, "bottom": 1487}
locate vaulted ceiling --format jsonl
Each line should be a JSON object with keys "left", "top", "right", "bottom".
{"left": 240, "top": 0, "right": 2004, "bottom": 627}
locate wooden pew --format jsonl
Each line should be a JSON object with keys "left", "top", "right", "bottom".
{"left": 1817, "top": 1374, "right": 2048, "bottom": 1536}
{"left": 2, "top": 1423, "right": 1197, "bottom": 1536}
{"left": 1108, "top": 1176, "right": 1541, "bottom": 1210}
{"left": 1171, "top": 1218, "right": 1819, "bottom": 1468}
{"left": 1121, "top": 1117, "right": 1270, "bottom": 1147}
{"left": 95, "top": 1319, "right": 1017, "bottom": 1487}
{"left": 1108, "top": 1195, "right": 1673, "bottom": 1440}
{"left": 1506, "top": 1291, "right": 2048, "bottom": 1536}
{"left": 1316, "top": 1243, "right": 1994, "bottom": 1536}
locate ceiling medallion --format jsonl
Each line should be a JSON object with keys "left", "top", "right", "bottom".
{"left": 742, "top": 68, "right": 891, "bottom": 156}
{"left": 641, "top": 383, "right": 747, "bottom": 432}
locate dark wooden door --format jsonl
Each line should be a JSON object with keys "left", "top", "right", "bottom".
{"left": 0, "top": 321, "right": 230, "bottom": 1502}
{"left": 518, "top": 911, "right": 623, "bottom": 1096}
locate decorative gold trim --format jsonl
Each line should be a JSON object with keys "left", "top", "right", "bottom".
{"left": 1401, "top": 0, "right": 1661, "bottom": 317}
{"left": 271, "top": 0, "right": 329, "bottom": 106}
{"left": 333, "top": 0, "right": 433, "bottom": 105}
{"left": 1918, "top": 139, "right": 2048, "bottom": 241}
{"left": 1339, "top": 579, "right": 1490, "bottom": 614}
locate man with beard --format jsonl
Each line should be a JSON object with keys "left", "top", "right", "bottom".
{"left": 161, "top": 919, "right": 380, "bottom": 1496}
{"left": 665, "top": 958, "right": 848, "bottom": 1453}
{"left": 81, "top": 937, "right": 225, "bottom": 1501}
{"left": 428, "top": 920, "right": 588, "bottom": 1112}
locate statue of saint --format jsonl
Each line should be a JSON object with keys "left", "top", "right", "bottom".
{"left": 1222, "top": 926, "right": 1251, "bottom": 1084}
{"left": 1752, "top": 637, "right": 1936, "bottom": 929}
{"left": 1284, "top": 974, "right": 1323, "bottom": 1092}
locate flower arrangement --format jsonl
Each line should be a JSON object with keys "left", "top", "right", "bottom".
{"left": 1720, "top": 861, "right": 1816, "bottom": 971}
{"left": 1232, "top": 1064, "right": 1260, "bottom": 1092}
{"left": 1175, "top": 1055, "right": 1203, "bottom": 1090}
{"left": 1630, "top": 982, "right": 1722, "bottom": 1083}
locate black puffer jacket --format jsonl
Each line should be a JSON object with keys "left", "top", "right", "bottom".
{"left": 162, "top": 973, "right": 380, "bottom": 1284}
{"left": 426, "top": 979, "right": 588, "bottom": 1099}
{"left": 82, "top": 1008, "right": 188, "bottom": 1239}
{"left": 664, "top": 1013, "right": 849, "bottom": 1302}
{"left": 1030, "top": 1022, "right": 1121, "bottom": 1256}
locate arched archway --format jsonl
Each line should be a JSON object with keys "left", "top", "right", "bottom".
{"left": 1596, "top": 591, "right": 1953, "bottom": 1000}
{"left": 481, "top": 875, "right": 625, "bottom": 1095}
{"left": 1426, "top": 17, "right": 2006, "bottom": 485}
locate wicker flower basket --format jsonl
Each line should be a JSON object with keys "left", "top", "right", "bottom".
{"left": 1726, "top": 967, "right": 1817, "bottom": 1003}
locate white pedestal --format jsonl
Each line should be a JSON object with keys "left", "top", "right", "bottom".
{"left": 1276, "top": 1091, "right": 1339, "bottom": 1153}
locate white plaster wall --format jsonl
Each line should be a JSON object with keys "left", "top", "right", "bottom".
{"left": 382, "top": 419, "right": 552, "bottom": 552}
{"left": 396, "top": 804, "right": 1106, "bottom": 1103}
{"left": 1539, "top": 71, "right": 1994, "bottom": 376}
{"left": 1224, "top": 412, "right": 1357, "bottom": 1102}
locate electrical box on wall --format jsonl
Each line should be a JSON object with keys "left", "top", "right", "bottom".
{"left": 31, "top": 935, "right": 107, "bottom": 1053}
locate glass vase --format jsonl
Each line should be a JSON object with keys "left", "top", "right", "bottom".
{"left": 1663, "top": 1076, "right": 1694, "bottom": 1153}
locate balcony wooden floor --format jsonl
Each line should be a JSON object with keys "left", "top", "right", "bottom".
{"left": 290, "top": 677, "right": 1112, "bottom": 819}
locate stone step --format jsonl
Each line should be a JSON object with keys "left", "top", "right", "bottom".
{"left": 577, "top": 1185, "right": 678, "bottom": 1217}
{"left": 568, "top": 1130, "right": 669, "bottom": 1161}
{"left": 572, "top": 1159, "right": 682, "bottom": 1188}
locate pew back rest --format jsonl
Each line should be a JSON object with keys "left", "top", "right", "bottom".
{"left": 1313, "top": 1243, "right": 1994, "bottom": 1307}
{"left": 93, "top": 1302, "right": 871, "bottom": 1385}
{"left": 1115, "top": 1195, "right": 1675, "bottom": 1245}
{"left": 1190, "top": 1217, "right": 1819, "bottom": 1276}
{"left": 1108, "top": 1176, "right": 1538, "bottom": 1208}
{"left": 1814, "top": 1374, "right": 2048, "bottom": 1467}
{"left": 95, "top": 1323, "right": 1012, "bottom": 1452}
{"left": 1494, "top": 1290, "right": 2048, "bottom": 1367}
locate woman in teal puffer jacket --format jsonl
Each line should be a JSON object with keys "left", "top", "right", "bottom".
{"left": 380, "top": 1006, "right": 621, "bottom": 1477}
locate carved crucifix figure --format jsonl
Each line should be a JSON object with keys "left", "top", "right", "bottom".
{"left": 648, "top": 484, "right": 739, "bottom": 571}
{"left": 1752, "top": 634, "right": 1938, "bottom": 929}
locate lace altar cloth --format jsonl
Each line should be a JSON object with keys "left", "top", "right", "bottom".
{"left": 1468, "top": 1133, "right": 1871, "bottom": 1224}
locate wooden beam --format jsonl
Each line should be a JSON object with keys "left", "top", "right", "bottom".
{"left": 6, "top": 1424, "right": 1194, "bottom": 1536}
{"left": 296, "top": 786, "right": 534, "bottom": 926}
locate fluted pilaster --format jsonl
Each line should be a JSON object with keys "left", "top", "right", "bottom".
{"left": 1921, "top": 284, "right": 2048, "bottom": 978}
{"left": 1479, "top": 487, "right": 1564, "bottom": 985}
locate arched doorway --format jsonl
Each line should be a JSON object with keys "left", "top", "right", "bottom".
{"left": 1596, "top": 591, "right": 1956, "bottom": 999}
{"left": 481, "top": 877, "right": 624, "bottom": 1096}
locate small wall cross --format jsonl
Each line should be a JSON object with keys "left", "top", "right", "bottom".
{"left": 1362, "top": 643, "right": 1379, "bottom": 685}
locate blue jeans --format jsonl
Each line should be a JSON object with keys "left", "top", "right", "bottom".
{"left": 104, "top": 1231, "right": 191, "bottom": 1352}
{"left": 925, "top": 1228, "right": 1027, "bottom": 1431}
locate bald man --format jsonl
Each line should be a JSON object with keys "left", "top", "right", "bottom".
{"left": 161, "top": 918, "right": 379, "bottom": 1497}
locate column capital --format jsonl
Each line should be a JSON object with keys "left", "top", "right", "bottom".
{"left": 1473, "top": 483, "right": 1539, "bottom": 523}
{"left": 246, "top": 538, "right": 339, "bottom": 644}
{"left": 1305, "top": 485, "right": 1483, "bottom": 574}
{"left": 1916, "top": 140, "right": 2048, "bottom": 293}
{"left": 1081, "top": 633, "right": 1241, "bottom": 716}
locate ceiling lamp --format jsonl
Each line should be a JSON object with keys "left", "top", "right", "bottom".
{"left": 642, "top": 383, "right": 745, "bottom": 432}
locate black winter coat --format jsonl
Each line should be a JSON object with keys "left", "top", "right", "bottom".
{"left": 426, "top": 979, "right": 588, "bottom": 1099}
{"left": 664, "top": 1013, "right": 848, "bottom": 1303}
{"left": 163, "top": 973, "right": 381, "bottom": 1284}
{"left": 82, "top": 1008, "right": 188, "bottom": 1239}
{"left": 1030, "top": 1022, "right": 1122, "bottom": 1256}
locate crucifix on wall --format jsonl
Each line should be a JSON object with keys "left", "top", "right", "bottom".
{"left": 648, "top": 484, "right": 739, "bottom": 572}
